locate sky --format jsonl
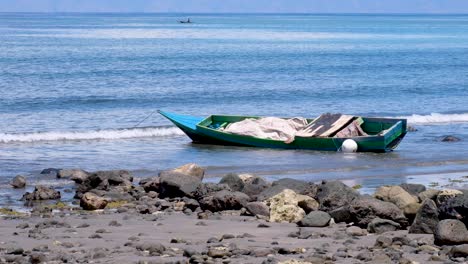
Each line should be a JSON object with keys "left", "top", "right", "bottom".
{"left": 1, "top": 0, "right": 468, "bottom": 13}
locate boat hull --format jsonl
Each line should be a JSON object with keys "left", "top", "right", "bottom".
{"left": 159, "top": 111, "right": 407, "bottom": 152}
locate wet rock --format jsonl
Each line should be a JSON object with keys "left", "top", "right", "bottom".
{"left": 449, "top": 244, "right": 468, "bottom": 258}
{"left": 35, "top": 220, "right": 71, "bottom": 229}
{"left": 80, "top": 192, "right": 108, "bottom": 210}
{"left": 40, "top": 168, "right": 61, "bottom": 175}
{"left": 57, "top": 169, "right": 89, "bottom": 183}
{"left": 434, "top": 219, "right": 468, "bottom": 245}
{"left": 246, "top": 201, "right": 270, "bottom": 217}
{"left": 75, "top": 170, "right": 133, "bottom": 198}
{"left": 346, "top": 226, "right": 367, "bottom": 237}
{"left": 441, "top": 135, "right": 461, "bottom": 142}
{"left": 251, "top": 248, "right": 276, "bottom": 257}
{"left": 348, "top": 196, "right": 408, "bottom": 228}
{"left": 172, "top": 163, "right": 205, "bottom": 180}
{"left": 16, "top": 223, "right": 29, "bottom": 229}
{"left": 22, "top": 185, "right": 61, "bottom": 201}
{"left": 367, "top": 218, "right": 401, "bottom": 234}
{"left": 409, "top": 199, "right": 439, "bottom": 234}
{"left": 200, "top": 190, "right": 249, "bottom": 212}
{"left": 219, "top": 173, "right": 244, "bottom": 192}
{"left": 266, "top": 189, "right": 305, "bottom": 223}
{"left": 10, "top": 175, "right": 26, "bottom": 189}
{"left": 89, "top": 233, "right": 102, "bottom": 239}
{"left": 159, "top": 171, "right": 201, "bottom": 198}
{"left": 374, "top": 185, "right": 418, "bottom": 209}
{"left": 436, "top": 189, "right": 463, "bottom": 205}
{"left": 298, "top": 211, "right": 331, "bottom": 227}
{"left": 258, "top": 223, "right": 270, "bottom": 228}
{"left": 316, "top": 181, "right": 360, "bottom": 212}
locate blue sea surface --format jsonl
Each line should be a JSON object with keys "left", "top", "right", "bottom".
{"left": 1, "top": 13, "right": 468, "bottom": 207}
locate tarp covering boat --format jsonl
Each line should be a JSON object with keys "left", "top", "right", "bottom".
{"left": 221, "top": 113, "right": 368, "bottom": 143}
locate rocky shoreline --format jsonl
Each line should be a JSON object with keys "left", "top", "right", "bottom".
{"left": 1, "top": 163, "right": 468, "bottom": 263}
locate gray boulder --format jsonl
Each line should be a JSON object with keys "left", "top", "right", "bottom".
{"left": 409, "top": 199, "right": 439, "bottom": 234}
{"left": 159, "top": 171, "right": 201, "bottom": 198}
{"left": 434, "top": 219, "right": 468, "bottom": 246}
{"left": 367, "top": 218, "right": 401, "bottom": 234}
{"left": 75, "top": 170, "right": 133, "bottom": 198}
{"left": 298, "top": 211, "right": 331, "bottom": 227}
{"left": 449, "top": 244, "right": 468, "bottom": 258}
{"left": 40, "top": 168, "right": 61, "bottom": 175}
{"left": 172, "top": 163, "right": 205, "bottom": 181}
{"left": 257, "top": 178, "right": 317, "bottom": 201}
{"left": 245, "top": 202, "right": 270, "bottom": 217}
{"left": 22, "top": 185, "right": 61, "bottom": 201}
{"left": 200, "top": 190, "right": 250, "bottom": 212}
{"left": 139, "top": 177, "right": 160, "bottom": 193}
{"left": 192, "top": 183, "right": 231, "bottom": 200}
{"left": 219, "top": 173, "right": 244, "bottom": 192}
{"left": 10, "top": 175, "right": 26, "bottom": 189}
{"left": 438, "top": 190, "right": 468, "bottom": 226}
{"left": 80, "top": 192, "right": 108, "bottom": 210}
{"left": 57, "top": 169, "right": 89, "bottom": 183}
{"left": 241, "top": 175, "right": 270, "bottom": 199}
{"left": 399, "top": 183, "right": 426, "bottom": 195}
{"left": 316, "top": 181, "right": 360, "bottom": 212}
{"left": 349, "top": 196, "right": 408, "bottom": 228}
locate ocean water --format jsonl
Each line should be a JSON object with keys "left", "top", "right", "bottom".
{"left": 1, "top": 13, "right": 468, "bottom": 207}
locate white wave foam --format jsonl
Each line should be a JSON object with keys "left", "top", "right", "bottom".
{"left": 0, "top": 126, "right": 184, "bottom": 143}
{"left": 397, "top": 113, "right": 468, "bottom": 124}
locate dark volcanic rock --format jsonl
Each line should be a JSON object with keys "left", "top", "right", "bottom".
{"left": 139, "top": 177, "right": 159, "bottom": 193}
{"left": 245, "top": 202, "right": 270, "bottom": 217}
{"left": 367, "top": 218, "right": 401, "bottom": 234}
{"left": 241, "top": 175, "right": 270, "bottom": 199}
{"left": 298, "top": 211, "right": 331, "bottom": 227}
{"left": 75, "top": 170, "right": 133, "bottom": 198}
{"left": 434, "top": 219, "right": 468, "bottom": 246}
{"left": 200, "top": 190, "right": 250, "bottom": 212}
{"left": 22, "top": 185, "right": 61, "bottom": 201}
{"left": 348, "top": 196, "right": 408, "bottom": 228}
{"left": 399, "top": 183, "right": 426, "bottom": 195}
{"left": 316, "top": 181, "right": 360, "bottom": 212}
{"left": 192, "top": 183, "right": 231, "bottom": 200}
{"left": 441, "top": 135, "right": 461, "bottom": 142}
{"left": 40, "top": 168, "right": 61, "bottom": 175}
{"left": 438, "top": 190, "right": 468, "bottom": 225}
{"left": 257, "top": 178, "right": 317, "bottom": 201}
{"left": 409, "top": 199, "right": 439, "bottom": 234}
{"left": 219, "top": 173, "right": 244, "bottom": 192}
{"left": 159, "top": 171, "right": 201, "bottom": 198}
{"left": 10, "top": 175, "right": 26, "bottom": 189}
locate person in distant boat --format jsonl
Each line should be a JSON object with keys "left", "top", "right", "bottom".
{"left": 187, "top": 18, "right": 191, "bottom": 23}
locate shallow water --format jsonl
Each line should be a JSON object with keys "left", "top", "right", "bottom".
{"left": 1, "top": 13, "right": 468, "bottom": 207}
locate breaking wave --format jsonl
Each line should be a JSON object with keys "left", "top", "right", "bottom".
{"left": 0, "top": 126, "right": 184, "bottom": 143}
{"left": 397, "top": 113, "right": 468, "bottom": 124}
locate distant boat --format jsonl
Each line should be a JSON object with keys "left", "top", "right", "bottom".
{"left": 159, "top": 110, "right": 407, "bottom": 153}
{"left": 179, "top": 18, "right": 193, "bottom": 24}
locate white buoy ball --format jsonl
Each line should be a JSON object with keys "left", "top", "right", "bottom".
{"left": 341, "top": 139, "right": 358, "bottom": 153}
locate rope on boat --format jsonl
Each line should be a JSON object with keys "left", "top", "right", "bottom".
{"left": 132, "top": 110, "right": 158, "bottom": 128}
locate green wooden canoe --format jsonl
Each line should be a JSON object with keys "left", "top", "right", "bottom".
{"left": 159, "top": 110, "right": 407, "bottom": 152}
